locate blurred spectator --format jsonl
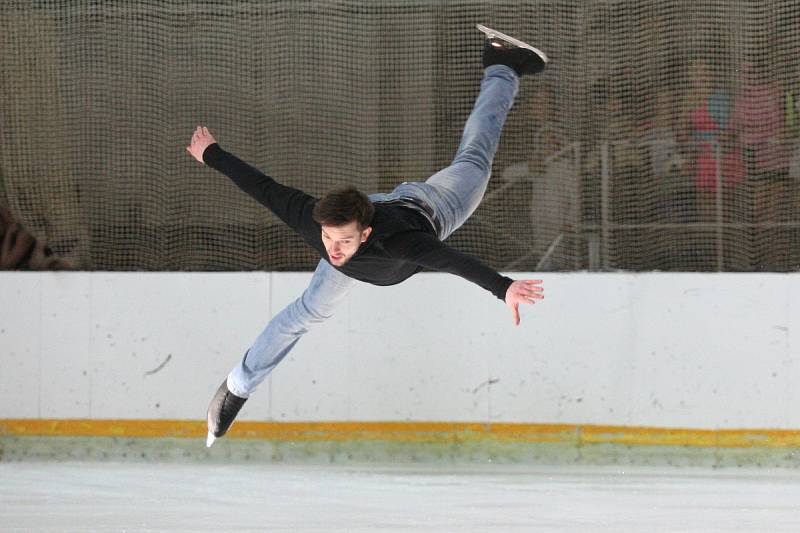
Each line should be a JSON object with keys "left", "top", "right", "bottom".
{"left": 0, "top": 206, "right": 72, "bottom": 270}
{"left": 642, "top": 89, "right": 688, "bottom": 222}
{"left": 528, "top": 87, "right": 564, "bottom": 160}
{"left": 728, "top": 63, "right": 790, "bottom": 269}
{"left": 785, "top": 73, "right": 800, "bottom": 267}
{"left": 785, "top": 84, "right": 800, "bottom": 139}
{"left": 496, "top": 86, "right": 571, "bottom": 269}
{"left": 786, "top": 74, "right": 800, "bottom": 216}
{"left": 729, "top": 63, "right": 789, "bottom": 188}
{"left": 607, "top": 94, "right": 649, "bottom": 222}
{"left": 499, "top": 86, "right": 564, "bottom": 171}
{"left": 680, "top": 58, "right": 742, "bottom": 222}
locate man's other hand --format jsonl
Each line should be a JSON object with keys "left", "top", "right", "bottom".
{"left": 186, "top": 126, "right": 217, "bottom": 163}
{"left": 505, "top": 279, "right": 544, "bottom": 326}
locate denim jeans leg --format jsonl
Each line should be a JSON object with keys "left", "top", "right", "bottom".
{"left": 227, "top": 259, "right": 355, "bottom": 397}
{"left": 424, "top": 65, "right": 519, "bottom": 239}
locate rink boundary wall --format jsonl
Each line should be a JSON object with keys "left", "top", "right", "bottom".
{"left": 4, "top": 270, "right": 800, "bottom": 459}
{"left": 4, "top": 419, "right": 800, "bottom": 449}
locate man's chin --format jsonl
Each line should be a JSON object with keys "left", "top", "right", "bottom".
{"left": 330, "top": 256, "right": 348, "bottom": 266}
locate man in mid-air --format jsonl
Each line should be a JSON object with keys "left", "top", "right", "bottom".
{"left": 186, "top": 25, "right": 548, "bottom": 446}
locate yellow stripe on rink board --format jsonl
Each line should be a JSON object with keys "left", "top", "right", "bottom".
{"left": 0, "top": 419, "right": 206, "bottom": 439}
{"left": 580, "top": 425, "right": 800, "bottom": 448}
{"left": 2, "top": 419, "right": 800, "bottom": 449}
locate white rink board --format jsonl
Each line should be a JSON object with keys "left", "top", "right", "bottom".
{"left": 1, "top": 272, "right": 799, "bottom": 429}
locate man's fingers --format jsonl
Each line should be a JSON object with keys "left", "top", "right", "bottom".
{"left": 517, "top": 288, "right": 543, "bottom": 299}
{"left": 521, "top": 288, "right": 544, "bottom": 295}
{"left": 513, "top": 290, "right": 543, "bottom": 306}
{"left": 516, "top": 279, "right": 543, "bottom": 302}
{"left": 518, "top": 280, "right": 543, "bottom": 294}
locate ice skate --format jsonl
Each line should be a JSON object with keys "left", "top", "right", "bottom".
{"left": 206, "top": 379, "right": 247, "bottom": 447}
{"left": 477, "top": 24, "right": 548, "bottom": 76}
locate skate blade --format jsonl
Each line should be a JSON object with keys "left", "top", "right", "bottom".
{"left": 206, "top": 431, "right": 216, "bottom": 447}
{"left": 476, "top": 24, "right": 549, "bottom": 64}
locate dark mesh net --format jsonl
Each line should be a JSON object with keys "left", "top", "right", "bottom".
{"left": 2, "top": 1, "right": 799, "bottom": 271}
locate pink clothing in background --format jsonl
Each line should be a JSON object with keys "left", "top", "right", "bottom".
{"left": 729, "top": 83, "right": 788, "bottom": 173}
{"left": 690, "top": 105, "right": 744, "bottom": 191}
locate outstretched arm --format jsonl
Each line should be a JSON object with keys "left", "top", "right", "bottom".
{"left": 389, "top": 232, "right": 543, "bottom": 325}
{"left": 186, "top": 126, "right": 318, "bottom": 235}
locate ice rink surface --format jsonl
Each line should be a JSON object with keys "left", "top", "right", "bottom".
{"left": 2, "top": 462, "right": 800, "bottom": 532}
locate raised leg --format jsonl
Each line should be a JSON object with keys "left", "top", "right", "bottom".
{"left": 376, "top": 29, "right": 546, "bottom": 241}
{"left": 423, "top": 64, "right": 519, "bottom": 239}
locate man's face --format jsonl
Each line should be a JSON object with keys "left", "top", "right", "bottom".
{"left": 321, "top": 221, "right": 372, "bottom": 267}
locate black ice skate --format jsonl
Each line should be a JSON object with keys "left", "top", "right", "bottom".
{"left": 477, "top": 24, "right": 548, "bottom": 76}
{"left": 206, "top": 379, "right": 247, "bottom": 447}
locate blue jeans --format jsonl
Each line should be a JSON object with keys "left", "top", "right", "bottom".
{"left": 228, "top": 65, "right": 519, "bottom": 397}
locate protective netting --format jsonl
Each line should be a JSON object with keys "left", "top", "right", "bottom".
{"left": 2, "top": 0, "right": 800, "bottom": 271}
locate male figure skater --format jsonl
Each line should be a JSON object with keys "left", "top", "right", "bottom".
{"left": 187, "top": 26, "right": 547, "bottom": 446}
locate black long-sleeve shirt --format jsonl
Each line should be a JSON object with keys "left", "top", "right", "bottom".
{"left": 203, "top": 143, "right": 513, "bottom": 300}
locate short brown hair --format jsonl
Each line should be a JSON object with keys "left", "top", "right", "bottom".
{"left": 312, "top": 186, "right": 374, "bottom": 229}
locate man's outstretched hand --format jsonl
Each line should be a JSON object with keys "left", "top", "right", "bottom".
{"left": 505, "top": 279, "right": 544, "bottom": 326}
{"left": 186, "top": 126, "right": 217, "bottom": 163}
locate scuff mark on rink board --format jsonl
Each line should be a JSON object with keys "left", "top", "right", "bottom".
{"left": 144, "top": 354, "right": 172, "bottom": 376}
